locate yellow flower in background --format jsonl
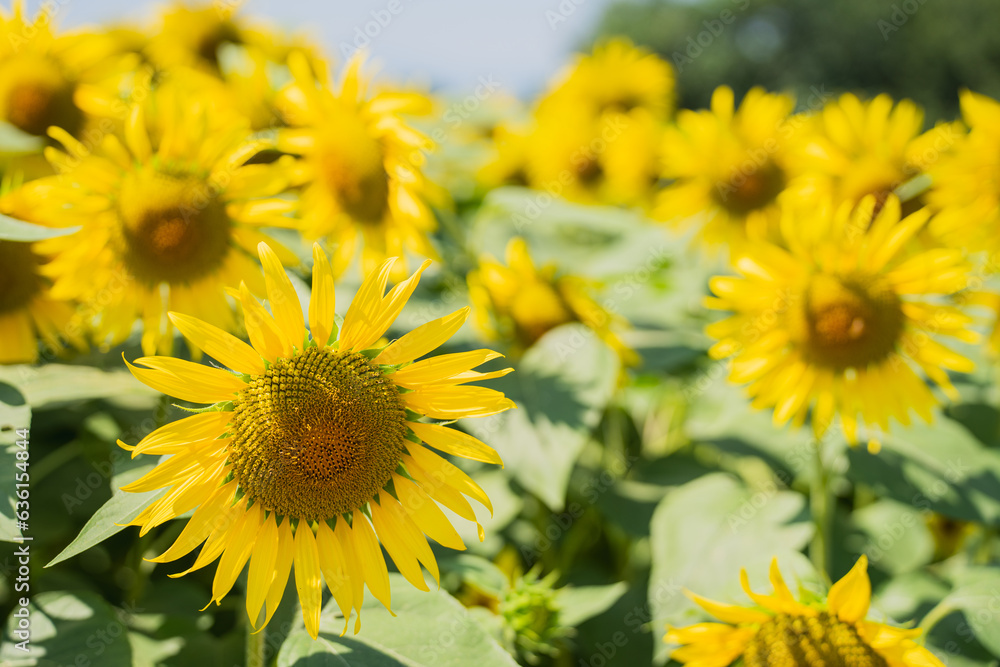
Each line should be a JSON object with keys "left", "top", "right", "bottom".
{"left": 666, "top": 556, "right": 944, "bottom": 667}
{"left": 478, "top": 122, "right": 532, "bottom": 189}
{"left": 0, "top": 0, "right": 132, "bottom": 139}
{"left": 928, "top": 90, "right": 1000, "bottom": 252}
{"left": 787, "top": 93, "right": 960, "bottom": 211}
{"left": 145, "top": 0, "right": 301, "bottom": 74}
{"left": 468, "top": 237, "right": 637, "bottom": 364}
{"left": 705, "top": 195, "right": 975, "bottom": 449}
{"left": 656, "top": 86, "right": 797, "bottom": 251}
{"left": 526, "top": 107, "right": 663, "bottom": 208}
{"left": 0, "top": 189, "right": 86, "bottom": 364}
{"left": 120, "top": 243, "right": 514, "bottom": 639}
{"left": 28, "top": 81, "right": 296, "bottom": 356}
{"left": 277, "top": 52, "right": 438, "bottom": 279}
{"left": 540, "top": 38, "right": 675, "bottom": 121}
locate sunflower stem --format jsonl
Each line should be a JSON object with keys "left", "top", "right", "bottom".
{"left": 809, "top": 438, "right": 832, "bottom": 581}
{"left": 245, "top": 608, "right": 267, "bottom": 667}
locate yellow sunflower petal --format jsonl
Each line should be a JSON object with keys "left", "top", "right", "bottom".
{"left": 293, "top": 520, "right": 324, "bottom": 640}
{"left": 373, "top": 307, "right": 470, "bottom": 366}
{"left": 239, "top": 283, "right": 290, "bottom": 362}
{"left": 407, "top": 422, "right": 503, "bottom": 466}
{"left": 125, "top": 356, "right": 246, "bottom": 404}
{"left": 168, "top": 312, "right": 265, "bottom": 376}
{"left": 826, "top": 554, "right": 871, "bottom": 624}
{"left": 390, "top": 349, "right": 504, "bottom": 387}
{"left": 403, "top": 385, "right": 516, "bottom": 420}
{"left": 315, "top": 520, "right": 354, "bottom": 635}
{"left": 391, "top": 473, "right": 466, "bottom": 551}
{"left": 258, "top": 242, "right": 306, "bottom": 351}
{"left": 261, "top": 516, "right": 295, "bottom": 630}
{"left": 309, "top": 243, "right": 336, "bottom": 348}
{"left": 246, "top": 512, "right": 279, "bottom": 627}
{"left": 339, "top": 258, "right": 396, "bottom": 352}
{"left": 211, "top": 501, "right": 262, "bottom": 605}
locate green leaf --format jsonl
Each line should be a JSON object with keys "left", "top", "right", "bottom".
{"left": 466, "top": 324, "right": 620, "bottom": 510}
{"left": 0, "top": 213, "right": 79, "bottom": 241}
{"left": 46, "top": 454, "right": 165, "bottom": 567}
{"left": 930, "top": 568, "right": 1000, "bottom": 656}
{"left": 846, "top": 416, "right": 1000, "bottom": 526}
{"left": 648, "top": 473, "right": 815, "bottom": 665}
{"left": 0, "top": 365, "right": 158, "bottom": 409}
{"left": 850, "top": 499, "right": 935, "bottom": 575}
{"left": 0, "top": 591, "right": 133, "bottom": 666}
{"left": 0, "top": 381, "right": 29, "bottom": 542}
{"left": 557, "top": 582, "right": 628, "bottom": 628}
{"left": 276, "top": 573, "right": 518, "bottom": 667}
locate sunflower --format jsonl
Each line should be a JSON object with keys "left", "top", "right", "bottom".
{"left": 705, "top": 195, "right": 975, "bottom": 449}
{"left": 468, "top": 237, "right": 636, "bottom": 364}
{"left": 787, "top": 93, "right": 960, "bottom": 212}
{"left": 119, "top": 242, "right": 514, "bottom": 639}
{"left": 539, "top": 38, "right": 675, "bottom": 121}
{"left": 0, "top": 188, "right": 85, "bottom": 364}
{"left": 276, "top": 51, "right": 437, "bottom": 279}
{"left": 656, "top": 86, "right": 798, "bottom": 251}
{"left": 0, "top": 0, "right": 129, "bottom": 139}
{"left": 665, "top": 555, "right": 944, "bottom": 667}
{"left": 927, "top": 90, "right": 1000, "bottom": 251}
{"left": 478, "top": 122, "right": 532, "bottom": 189}
{"left": 27, "top": 81, "right": 295, "bottom": 356}
{"left": 145, "top": 1, "right": 297, "bottom": 74}
{"left": 525, "top": 106, "right": 662, "bottom": 208}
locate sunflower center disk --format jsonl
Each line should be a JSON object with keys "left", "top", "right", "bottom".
{"left": 116, "top": 167, "right": 231, "bottom": 285}
{"left": 801, "top": 274, "right": 904, "bottom": 371}
{"left": 0, "top": 241, "right": 42, "bottom": 313}
{"left": 1, "top": 58, "right": 83, "bottom": 137}
{"left": 714, "top": 162, "right": 786, "bottom": 215}
{"left": 743, "top": 612, "right": 888, "bottom": 667}
{"left": 229, "top": 347, "right": 407, "bottom": 521}
{"left": 316, "top": 110, "right": 390, "bottom": 224}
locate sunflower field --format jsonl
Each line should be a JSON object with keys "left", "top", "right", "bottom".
{"left": 1, "top": 1, "right": 1000, "bottom": 666}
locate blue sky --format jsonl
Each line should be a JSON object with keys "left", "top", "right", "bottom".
{"left": 54, "top": 0, "right": 615, "bottom": 96}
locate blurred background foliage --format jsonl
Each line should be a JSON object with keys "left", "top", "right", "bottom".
{"left": 592, "top": 0, "right": 1000, "bottom": 121}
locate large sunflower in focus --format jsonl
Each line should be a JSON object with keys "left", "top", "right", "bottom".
{"left": 705, "top": 195, "right": 975, "bottom": 449}
{"left": 120, "top": 243, "right": 514, "bottom": 639}
{"left": 927, "top": 90, "right": 1000, "bottom": 251}
{"left": 666, "top": 556, "right": 944, "bottom": 667}
{"left": 468, "top": 237, "right": 636, "bottom": 364}
{"left": 0, "top": 0, "right": 128, "bottom": 139}
{"left": 656, "top": 86, "right": 797, "bottom": 251}
{"left": 28, "top": 82, "right": 295, "bottom": 355}
{"left": 277, "top": 52, "right": 437, "bottom": 278}
{"left": 788, "top": 93, "right": 960, "bottom": 211}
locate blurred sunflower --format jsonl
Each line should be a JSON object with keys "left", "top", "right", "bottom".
{"left": 146, "top": 1, "right": 300, "bottom": 74}
{"left": 788, "top": 93, "right": 960, "bottom": 212}
{"left": 666, "top": 556, "right": 944, "bottom": 667}
{"left": 705, "top": 195, "right": 975, "bottom": 449}
{"left": 478, "top": 122, "right": 532, "bottom": 190}
{"left": 656, "top": 86, "right": 797, "bottom": 251}
{"left": 28, "top": 82, "right": 295, "bottom": 355}
{"left": 276, "top": 52, "right": 437, "bottom": 279}
{"left": 927, "top": 90, "right": 1000, "bottom": 251}
{"left": 120, "top": 243, "right": 514, "bottom": 638}
{"left": 539, "top": 38, "right": 675, "bottom": 120}
{"left": 0, "top": 187, "right": 85, "bottom": 364}
{"left": 468, "top": 237, "right": 636, "bottom": 364}
{"left": 0, "top": 0, "right": 130, "bottom": 139}
{"left": 526, "top": 107, "right": 662, "bottom": 207}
